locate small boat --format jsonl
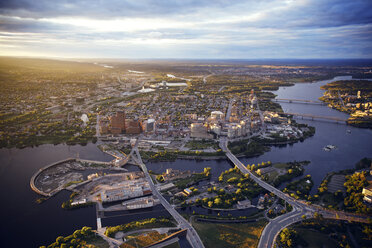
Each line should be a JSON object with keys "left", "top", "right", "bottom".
{"left": 323, "top": 145, "right": 337, "bottom": 151}
{"left": 346, "top": 130, "right": 351, "bottom": 134}
{"left": 323, "top": 147, "right": 331, "bottom": 152}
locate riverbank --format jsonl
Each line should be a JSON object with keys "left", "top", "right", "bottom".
{"left": 319, "top": 79, "right": 372, "bottom": 128}
{"left": 30, "top": 157, "right": 124, "bottom": 197}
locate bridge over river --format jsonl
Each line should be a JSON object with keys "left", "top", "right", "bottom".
{"left": 271, "top": 98, "right": 326, "bottom": 105}
{"left": 280, "top": 112, "right": 348, "bottom": 123}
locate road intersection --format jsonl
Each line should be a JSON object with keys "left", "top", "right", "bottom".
{"left": 219, "top": 137, "right": 369, "bottom": 248}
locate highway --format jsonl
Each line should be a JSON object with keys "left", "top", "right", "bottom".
{"left": 130, "top": 141, "right": 205, "bottom": 248}
{"left": 219, "top": 137, "right": 369, "bottom": 248}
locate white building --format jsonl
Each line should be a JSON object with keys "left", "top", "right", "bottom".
{"left": 101, "top": 181, "right": 151, "bottom": 202}
{"left": 143, "top": 118, "right": 156, "bottom": 133}
{"left": 211, "top": 110, "right": 225, "bottom": 120}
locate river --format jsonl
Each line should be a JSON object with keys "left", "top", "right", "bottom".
{"left": 0, "top": 144, "right": 113, "bottom": 247}
{"left": 0, "top": 76, "right": 371, "bottom": 247}
{"left": 240, "top": 76, "right": 372, "bottom": 193}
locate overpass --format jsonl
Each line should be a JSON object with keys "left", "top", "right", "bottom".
{"left": 271, "top": 98, "right": 326, "bottom": 105}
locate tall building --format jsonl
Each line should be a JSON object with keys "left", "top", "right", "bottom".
{"left": 110, "top": 111, "right": 126, "bottom": 134}
{"left": 211, "top": 111, "right": 224, "bottom": 120}
{"left": 143, "top": 119, "right": 155, "bottom": 133}
{"left": 190, "top": 123, "right": 213, "bottom": 139}
{"left": 126, "top": 119, "right": 142, "bottom": 134}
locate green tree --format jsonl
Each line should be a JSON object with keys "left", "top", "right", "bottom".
{"left": 56, "top": 236, "right": 64, "bottom": 245}
{"left": 214, "top": 197, "right": 222, "bottom": 206}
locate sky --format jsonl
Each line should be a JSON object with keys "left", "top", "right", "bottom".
{"left": 0, "top": 0, "right": 371, "bottom": 59}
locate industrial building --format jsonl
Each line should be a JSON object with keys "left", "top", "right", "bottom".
{"left": 101, "top": 180, "right": 151, "bottom": 202}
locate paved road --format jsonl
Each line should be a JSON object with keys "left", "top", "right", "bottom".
{"left": 225, "top": 98, "right": 234, "bottom": 121}
{"left": 96, "top": 114, "right": 100, "bottom": 137}
{"left": 202, "top": 73, "right": 213, "bottom": 84}
{"left": 255, "top": 96, "right": 265, "bottom": 130}
{"left": 130, "top": 142, "right": 205, "bottom": 248}
{"left": 259, "top": 209, "right": 310, "bottom": 248}
{"left": 219, "top": 137, "right": 369, "bottom": 248}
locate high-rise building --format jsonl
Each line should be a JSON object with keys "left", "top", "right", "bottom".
{"left": 142, "top": 119, "right": 155, "bottom": 133}
{"left": 110, "top": 111, "right": 126, "bottom": 134}
{"left": 126, "top": 119, "right": 142, "bottom": 134}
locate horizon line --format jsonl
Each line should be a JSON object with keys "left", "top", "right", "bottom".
{"left": 2, "top": 55, "right": 372, "bottom": 61}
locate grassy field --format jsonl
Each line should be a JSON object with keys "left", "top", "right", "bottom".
{"left": 273, "top": 163, "right": 291, "bottom": 169}
{"left": 221, "top": 171, "right": 243, "bottom": 183}
{"left": 266, "top": 170, "right": 279, "bottom": 182}
{"left": 84, "top": 236, "right": 111, "bottom": 248}
{"left": 185, "top": 140, "right": 219, "bottom": 150}
{"left": 191, "top": 219, "right": 268, "bottom": 248}
{"left": 163, "top": 243, "right": 181, "bottom": 248}
{"left": 121, "top": 231, "right": 167, "bottom": 248}
{"left": 295, "top": 228, "right": 339, "bottom": 248}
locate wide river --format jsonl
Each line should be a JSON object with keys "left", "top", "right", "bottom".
{"left": 0, "top": 76, "right": 371, "bottom": 247}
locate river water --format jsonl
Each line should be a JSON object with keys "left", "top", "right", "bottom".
{"left": 0, "top": 76, "right": 371, "bottom": 247}
{"left": 0, "top": 144, "right": 112, "bottom": 247}
{"left": 240, "top": 76, "right": 372, "bottom": 193}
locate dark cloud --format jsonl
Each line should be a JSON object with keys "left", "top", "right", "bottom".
{"left": 228, "top": 0, "right": 372, "bottom": 29}
{"left": 0, "top": 0, "right": 371, "bottom": 58}
{"left": 0, "top": 0, "right": 251, "bottom": 19}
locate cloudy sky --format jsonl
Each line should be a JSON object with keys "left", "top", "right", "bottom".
{"left": 0, "top": 0, "right": 371, "bottom": 59}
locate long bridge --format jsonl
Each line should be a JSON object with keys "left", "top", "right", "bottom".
{"left": 280, "top": 112, "right": 348, "bottom": 123}
{"left": 271, "top": 98, "right": 326, "bottom": 105}
{"left": 130, "top": 139, "right": 205, "bottom": 248}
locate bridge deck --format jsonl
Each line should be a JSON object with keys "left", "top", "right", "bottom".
{"left": 271, "top": 98, "right": 326, "bottom": 105}
{"left": 281, "top": 112, "right": 347, "bottom": 122}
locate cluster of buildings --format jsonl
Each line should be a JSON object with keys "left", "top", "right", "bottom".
{"left": 189, "top": 91, "right": 264, "bottom": 139}
{"left": 190, "top": 113, "right": 258, "bottom": 139}
{"left": 98, "top": 87, "right": 301, "bottom": 143}
{"left": 325, "top": 90, "right": 372, "bottom": 120}
{"left": 100, "top": 111, "right": 156, "bottom": 135}
{"left": 265, "top": 123, "right": 303, "bottom": 139}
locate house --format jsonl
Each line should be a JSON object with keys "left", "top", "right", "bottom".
{"left": 184, "top": 188, "right": 192, "bottom": 196}
{"left": 362, "top": 184, "right": 372, "bottom": 203}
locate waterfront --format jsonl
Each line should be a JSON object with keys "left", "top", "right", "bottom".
{"left": 0, "top": 144, "right": 112, "bottom": 247}
{"left": 0, "top": 76, "right": 371, "bottom": 246}
{"left": 240, "top": 76, "right": 372, "bottom": 193}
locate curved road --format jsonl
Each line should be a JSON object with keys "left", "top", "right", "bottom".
{"left": 219, "top": 137, "right": 368, "bottom": 248}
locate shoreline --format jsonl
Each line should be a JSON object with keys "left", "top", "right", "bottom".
{"left": 30, "top": 158, "right": 118, "bottom": 197}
